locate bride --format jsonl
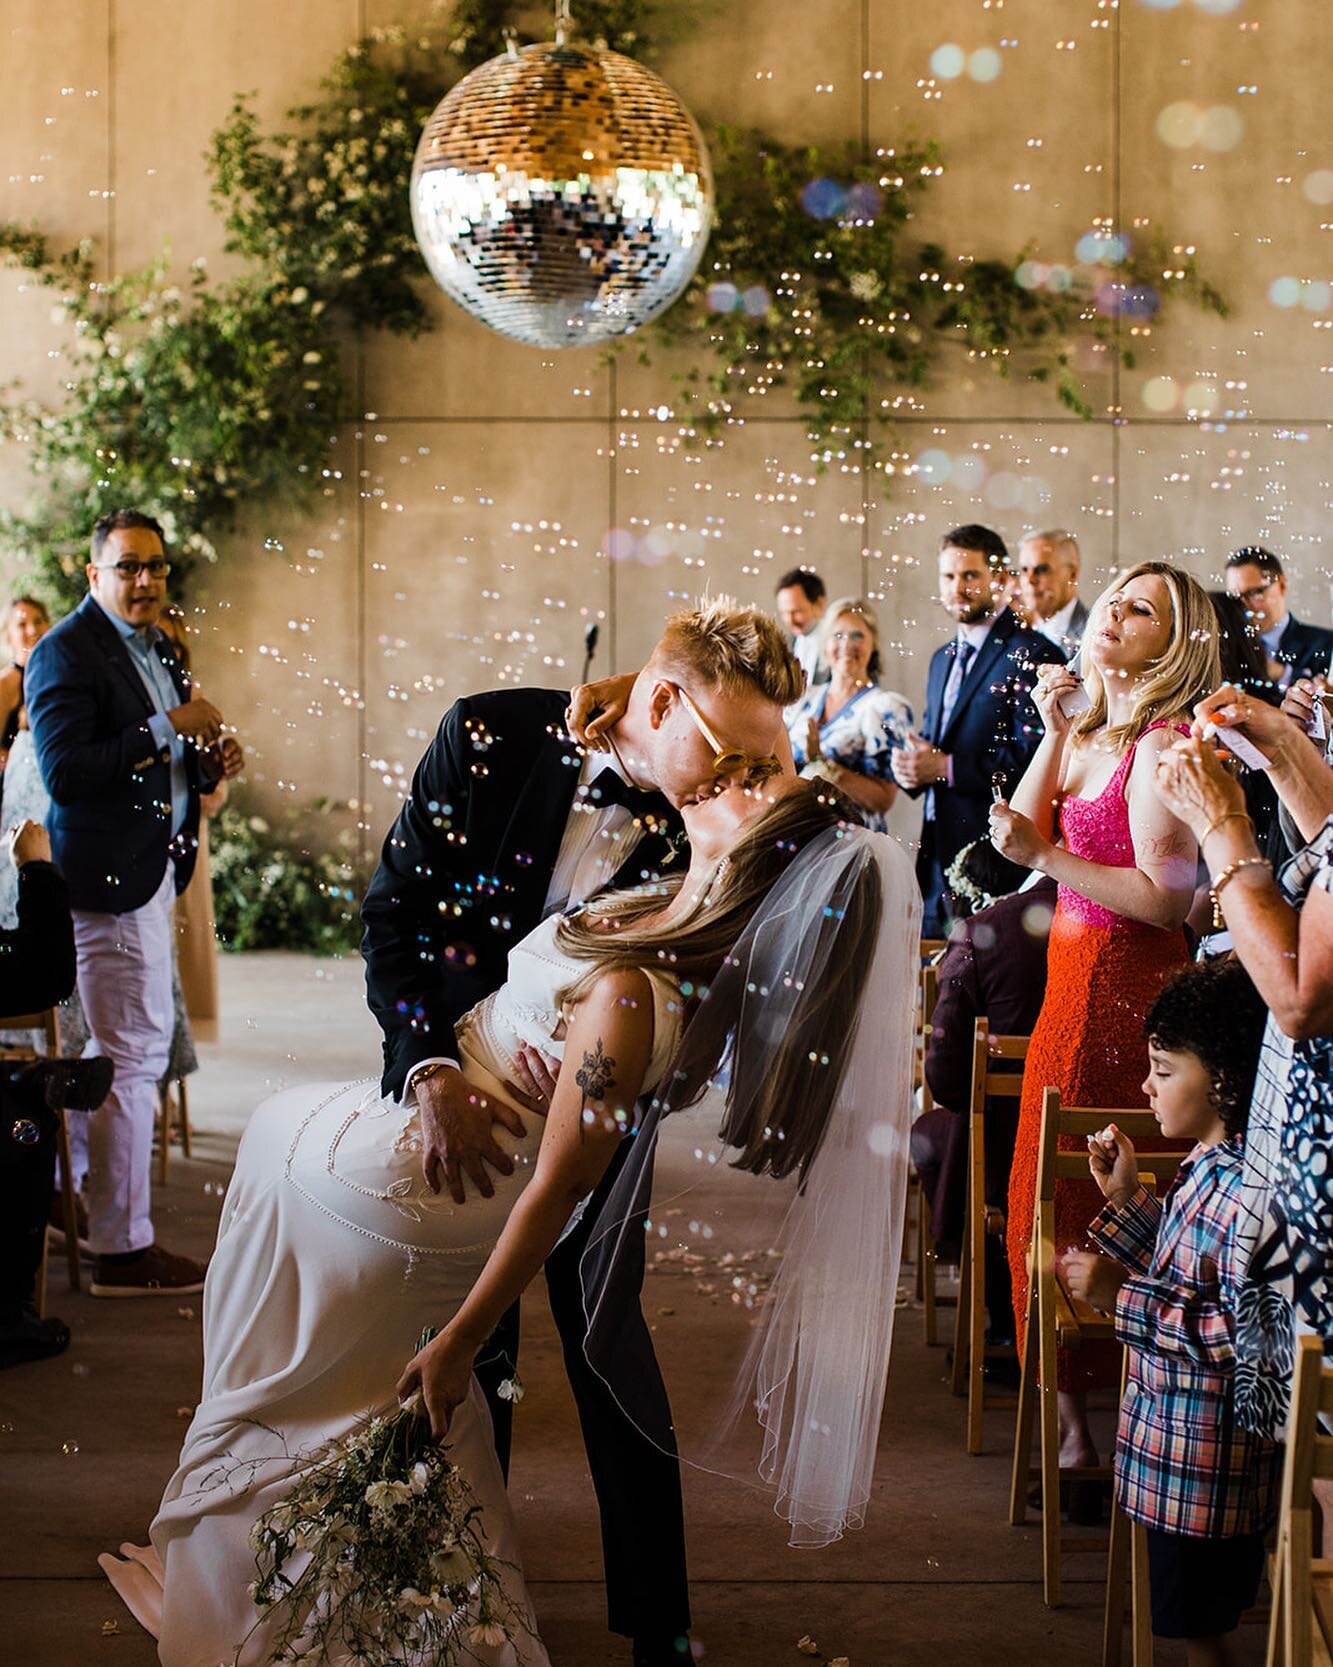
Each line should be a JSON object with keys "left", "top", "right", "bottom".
{"left": 101, "top": 775, "right": 919, "bottom": 1667}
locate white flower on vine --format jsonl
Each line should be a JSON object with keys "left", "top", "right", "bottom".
{"left": 289, "top": 287, "right": 309, "bottom": 305}
{"left": 302, "top": 350, "right": 322, "bottom": 365}
{"left": 469, "top": 1622, "right": 508, "bottom": 1648}
{"left": 398, "top": 1586, "right": 432, "bottom": 1611}
{"left": 409, "top": 1461, "right": 431, "bottom": 1495}
{"left": 496, "top": 1376, "right": 525, "bottom": 1403}
{"left": 849, "top": 271, "right": 882, "bottom": 301}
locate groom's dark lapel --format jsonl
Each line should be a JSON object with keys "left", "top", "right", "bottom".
{"left": 493, "top": 709, "right": 585, "bottom": 921}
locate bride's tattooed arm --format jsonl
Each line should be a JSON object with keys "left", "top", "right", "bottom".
{"left": 404, "top": 969, "right": 656, "bottom": 1435}
{"left": 575, "top": 1039, "right": 617, "bottom": 1138}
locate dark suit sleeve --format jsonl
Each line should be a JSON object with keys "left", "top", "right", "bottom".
{"left": 898, "top": 649, "right": 942, "bottom": 801}
{"left": 361, "top": 698, "right": 494, "bottom": 1098}
{"left": 0, "top": 861, "right": 77, "bottom": 1018}
{"left": 948, "top": 633, "right": 1062, "bottom": 799}
{"left": 1286, "top": 621, "right": 1333, "bottom": 683}
{"left": 923, "top": 934, "right": 980, "bottom": 1115}
{"left": 25, "top": 632, "right": 159, "bottom": 807}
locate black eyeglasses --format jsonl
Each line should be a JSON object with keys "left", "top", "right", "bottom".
{"left": 1234, "top": 575, "right": 1277, "bottom": 608}
{"left": 95, "top": 558, "right": 171, "bottom": 580}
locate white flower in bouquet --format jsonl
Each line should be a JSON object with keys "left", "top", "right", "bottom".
{"left": 364, "top": 1478, "right": 413, "bottom": 1511}
{"left": 235, "top": 1328, "right": 533, "bottom": 1666}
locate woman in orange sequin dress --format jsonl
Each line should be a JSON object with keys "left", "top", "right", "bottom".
{"left": 990, "top": 562, "right": 1222, "bottom": 1475}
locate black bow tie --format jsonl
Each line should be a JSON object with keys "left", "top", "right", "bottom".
{"left": 580, "top": 767, "right": 655, "bottom": 814}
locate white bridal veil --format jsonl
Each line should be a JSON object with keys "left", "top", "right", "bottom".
{"left": 580, "top": 823, "right": 921, "bottom": 1547}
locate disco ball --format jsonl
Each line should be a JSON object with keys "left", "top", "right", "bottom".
{"left": 410, "top": 41, "right": 714, "bottom": 348}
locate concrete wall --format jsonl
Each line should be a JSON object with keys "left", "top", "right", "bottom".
{"left": 3, "top": 0, "right": 1330, "bottom": 856}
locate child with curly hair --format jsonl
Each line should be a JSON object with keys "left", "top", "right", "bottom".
{"left": 1063, "top": 959, "right": 1281, "bottom": 1667}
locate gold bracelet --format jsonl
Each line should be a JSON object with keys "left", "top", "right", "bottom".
{"left": 1209, "top": 856, "right": 1271, "bottom": 930}
{"left": 1200, "top": 810, "right": 1252, "bottom": 847}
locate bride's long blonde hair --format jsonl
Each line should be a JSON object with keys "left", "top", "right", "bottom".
{"left": 555, "top": 782, "right": 883, "bottom": 1185}
{"left": 1072, "top": 560, "right": 1221, "bottom": 752}
{"left": 554, "top": 784, "right": 847, "bottom": 1007}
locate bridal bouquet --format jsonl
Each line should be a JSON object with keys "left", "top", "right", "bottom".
{"left": 241, "top": 1329, "right": 528, "bottom": 1666}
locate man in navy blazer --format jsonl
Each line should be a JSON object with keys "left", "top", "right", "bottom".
{"left": 25, "top": 510, "right": 244, "bottom": 1297}
{"left": 1225, "top": 545, "right": 1333, "bottom": 690}
{"left": 892, "top": 524, "right": 1063, "bottom": 934}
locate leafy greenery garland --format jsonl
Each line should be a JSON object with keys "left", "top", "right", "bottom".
{"left": 0, "top": 0, "right": 1224, "bottom": 608}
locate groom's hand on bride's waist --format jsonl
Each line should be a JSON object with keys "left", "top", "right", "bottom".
{"left": 414, "top": 1067, "right": 528, "bottom": 1203}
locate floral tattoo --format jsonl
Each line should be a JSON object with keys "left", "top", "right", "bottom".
{"left": 575, "top": 1039, "right": 616, "bottom": 1103}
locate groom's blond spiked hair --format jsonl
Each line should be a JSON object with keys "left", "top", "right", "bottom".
{"left": 649, "top": 595, "right": 804, "bottom": 707}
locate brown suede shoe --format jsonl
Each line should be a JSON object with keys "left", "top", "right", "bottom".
{"left": 90, "top": 1244, "right": 207, "bottom": 1298}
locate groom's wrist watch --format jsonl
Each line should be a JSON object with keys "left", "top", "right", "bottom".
{"left": 408, "top": 1061, "right": 451, "bottom": 1094}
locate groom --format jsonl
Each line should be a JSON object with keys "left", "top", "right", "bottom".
{"left": 361, "top": 598, "right": 802, "bottom": 1667}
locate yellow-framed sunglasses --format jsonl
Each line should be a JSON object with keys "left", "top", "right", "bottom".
{"left": 672, "top": 684, "right": 783, "bottom": 782}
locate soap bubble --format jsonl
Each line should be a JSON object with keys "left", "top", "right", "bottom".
{"left": 968, "top": 48, "right": 1002, "bottom": 83}
{"left": 1142, "top": 375, "right": 1178, "bottom": 412}
{"left": 915, "top": 448, "right": 952, "bottom": 485}
{"left": 929, "top": 43, "right": 966, "bottom": 79}
{"left": 1197, "top": 106, "right": 1244, "bottom": 152}
{"left": 1303, "top": 170, "right": 1333, "bottom": 206}
{"left": 800, "top": 177, "right": 845, "bottom": 219}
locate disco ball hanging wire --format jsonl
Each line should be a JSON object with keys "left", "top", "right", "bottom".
{"left": 410, "top": 0, "right": 715, "bottom": 348}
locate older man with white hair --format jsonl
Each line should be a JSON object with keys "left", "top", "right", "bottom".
{"left": 1017, "top": 528, "right": 1088, "bottom": 655}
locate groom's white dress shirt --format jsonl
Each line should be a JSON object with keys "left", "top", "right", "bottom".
{"left": 543, "top": 747, "right": 644, "bottom": 915}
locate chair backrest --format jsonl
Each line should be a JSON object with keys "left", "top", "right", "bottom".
{"left": 1036, "top": 1087, "right": 1190, "bottom": 1206}
{"left": 1272, "top": 1334, "right": 1333, "bottom": 1667}
{"left": 969, "top": 1018, "right": 1028, "bottom": 1119}
{"left": 0, "top": 1008, "right": 59, "bottom": 1060}
{"left": 915, "top": 963, "right": 941, "bottom": 1102}
{"left": 920, "top": 937, "right": 948, "bottom": 963}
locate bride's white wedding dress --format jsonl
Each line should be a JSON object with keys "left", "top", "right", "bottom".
{"left": 100, "top": 913, "right": 683, "bottom": 1667}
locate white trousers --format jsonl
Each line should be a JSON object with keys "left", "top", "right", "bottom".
{"left": 71, "top": 864, "right": 175, "bottom": 1255}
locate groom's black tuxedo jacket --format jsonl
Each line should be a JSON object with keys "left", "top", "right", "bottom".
{"left": 362, "top": 687, "right": 682, "bottom": 1099}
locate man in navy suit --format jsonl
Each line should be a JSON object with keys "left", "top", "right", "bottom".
{"left": 25, "top": 510, "right": 244, "bottom": 1298}
{"left": 1225, "top": 545, "right": 1333, "bottom": 690}
{"left": 892, "top": 524, "right": 1062, "bottom": 935}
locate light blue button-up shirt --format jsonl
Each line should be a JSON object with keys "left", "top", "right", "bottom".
{"left": 1259, "top": 614, "right": 1293, "bottom": 689}
{"left": 94, "top": 595, "right": 189, "bottom": 836}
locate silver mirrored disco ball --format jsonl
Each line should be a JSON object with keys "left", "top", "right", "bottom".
{"left": 410, "top": 41, "right": 713, "bottom": 348}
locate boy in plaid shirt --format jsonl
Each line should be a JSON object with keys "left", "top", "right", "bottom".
{"left": 1064, "top": 961, "right": 1281, "bottom": 1666}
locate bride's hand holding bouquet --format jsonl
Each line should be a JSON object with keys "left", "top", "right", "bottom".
{"left": 398, "top": 1324, "right": 479, "bottom": 1442}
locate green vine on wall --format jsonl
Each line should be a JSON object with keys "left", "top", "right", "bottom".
{"left": 0, "top": 2, "right": 1224, "bottom": 608}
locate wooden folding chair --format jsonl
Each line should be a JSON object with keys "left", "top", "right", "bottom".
{"left": 1009, "top": 1089, "right": 1190, "bottom": 1608}
{"left": 911, "top": 959, "right": 952, "bottom": 1344}
{"left": 157, "top": 1074, "right": 193, "bottom": 1184}
{"left": 1102, "top": 1349, "right": 1155, "bottom": 1667}
{"left": 951, "top": 1019, "right": 1027, "bottom": 1453}
{"left": 1267, "top": 1334, "right": 1333, "bottom": 1667}
{"left": 0, "top": 1008, "right": 80, "bottom": 1307}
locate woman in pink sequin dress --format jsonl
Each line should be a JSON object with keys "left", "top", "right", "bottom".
{"left": 990, "top": 562, "right": 1222, "bottom": 1475}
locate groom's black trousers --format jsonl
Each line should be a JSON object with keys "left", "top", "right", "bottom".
{"left": 473, "top": 1140, "right": 691, "bottom": 1642}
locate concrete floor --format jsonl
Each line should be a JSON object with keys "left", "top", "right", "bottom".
{"left": 0, "top": 953, "right": 1260, "bottom": 1666}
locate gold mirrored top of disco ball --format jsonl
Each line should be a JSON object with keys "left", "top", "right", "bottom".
{"left": 410, "top": 42, "right": 714, "bottom": 348}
